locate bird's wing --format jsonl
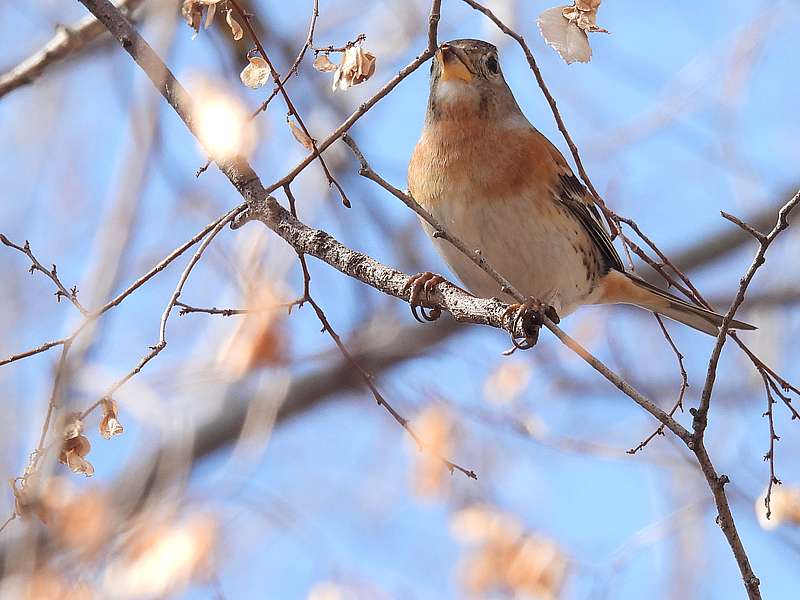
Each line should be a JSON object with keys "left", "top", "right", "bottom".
{"left": 556, "top": 171, "right": 624, "bottom": 272}
{"left": 529, "top": 128, "right": 624, "bottom": 272}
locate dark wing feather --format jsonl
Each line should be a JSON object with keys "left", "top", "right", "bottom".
{"left": 557, "top": 172, "right": 624, "bottom": 272}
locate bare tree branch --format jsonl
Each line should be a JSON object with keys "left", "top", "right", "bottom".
{"left": 1, "top": 210, "right": 234, "bottom": 369}
{"left": 0, "top": 234, "right": 88, "bottom": 315}
{"left": 696, "top": 193, "right": 800, "bottom": 434}
{"left": 0, "top": 0, "right": 144, "bottom": 99}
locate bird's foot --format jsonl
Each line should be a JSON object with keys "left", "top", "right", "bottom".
{"left": 403, "top": 271, "right": 446, "bottom": 323}
{"left": 502, "top": 298, "right": 560, "bottom": 351}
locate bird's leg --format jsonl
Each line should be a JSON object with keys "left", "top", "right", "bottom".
{"left": 403, "top": 271, "right": 447, "bottom": 323}
{"left": 502, "top": 298, "right": 560, "bottom": 350}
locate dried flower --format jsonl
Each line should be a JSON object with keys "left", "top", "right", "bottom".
{"left": 537, "top": 1, "right": 608, "bottom": 64}
{"left": 331, "top": 46, "right": 376, "bottom": 91}
{"left": 59, "top": 435, "right": 94, "bottom": 477}
{"left": 181, "top": 0, "right": 222, "bottom": 39}
{"left": 240, "top": 53, "right": 272, "bottom": 89}
{"left": 312, "top": 55, "right": 338, "bottom": 73}
{"left": 287, "top": 117, "right": 315, "bottom": 150}
{"left": 99, "top": 398, "right": 124, "bottom": 440}
{"left": 225, "top": 9, "right": 243, "bottom": 41}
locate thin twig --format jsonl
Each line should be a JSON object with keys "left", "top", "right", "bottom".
{"left": 628, "top": 315, "right": 688, "bottom": 454}
{"left": 721, "top": 211, "right": 768, "bottom": 244}
{"left": 1, "top": 234, "right": 88, "bottom": 315}
{"left": 36, "top": 341, "right": 72, "bottom": 453}
{"left": 80, "top": 207, "right": 241, "bottom": 419}
{"left": 257, "top": 0, "right": 320, "bottom": 116}
{"left": 0, "top": 338, "right": 69, "bottom": 368}
{"left": 428, "top": 0, "right": 442, "bottom": 50}
{"left": 311, "top": 33, "right": 366, "bottom": 54}
{"left": 174, "top": 302, "right": 249, "bottom": 316}
{"left": 0, "top": 514, "right": 15, "bottom": 535}
{"left": 285, "top": 174, "right": 474, "bottom": 477}
{"left": 307, "top": 294, "right": 477, "bottom": 479}
{"left": 1, "top": 211, "right": 237, "bottom": 370}
{"left": 197, "top": 0, "right": 322, "bottom": 176}
{"left": 759, "top": 372, "right": 781, "bottom": 519}
{"left": 228, "top": 0, "right": 350, "bottom": 208}
{"left": 19, "top": 338, "right": 74, "bottom": 482}
{"left": 695, "top": 193, "right": 800, "bottom": 436}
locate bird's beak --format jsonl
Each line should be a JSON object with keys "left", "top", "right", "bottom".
{"left": 436, "top": 45, "right": 474, "bottom": 83}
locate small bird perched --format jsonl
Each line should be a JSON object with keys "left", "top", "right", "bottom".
{"left": 407, "top": 39, "right": 754, "bottom": 339}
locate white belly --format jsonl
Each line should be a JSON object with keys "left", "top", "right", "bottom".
{"left": 419, "top": 190, "right": 600, "bottom": 316}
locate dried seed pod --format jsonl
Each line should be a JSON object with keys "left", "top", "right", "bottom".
{"left": 240, "top": 54, "right": 272, "bottom": 89}
{"left": 332, "top": 46, "right": 376, "bottom": 91}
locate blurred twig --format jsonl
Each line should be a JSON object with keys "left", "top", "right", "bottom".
{"left": 0, "top": 317, "right": 462, "bottom": 571}
{"left": 80, "top": 206, "right": 244, "bottom": 418}
{"left": 0, "top": 0, "right": 144, "bottom": 99}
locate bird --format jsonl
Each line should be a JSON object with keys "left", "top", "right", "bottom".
{"left": 406, "top": 38, "right": 755, "bottom": 342}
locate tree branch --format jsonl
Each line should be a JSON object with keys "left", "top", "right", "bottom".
{"left": 0, "top": 0, "right": 144, "bottom": 99}
{"left": 1, "top": 234, "right": 88, "bottom": 315}
{"left": 695, "top": 192, "right": 800, "bottom": 435}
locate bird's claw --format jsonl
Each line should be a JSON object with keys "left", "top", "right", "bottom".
{"left": 502, "top": 298, "right": 560, "bottom": 350}
{"left": 403, "top": 272, "right": 446, "bottom": 323}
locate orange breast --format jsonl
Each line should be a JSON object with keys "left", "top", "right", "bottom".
{"left": 408, "top": 119, "right": 567, "bottom": 208}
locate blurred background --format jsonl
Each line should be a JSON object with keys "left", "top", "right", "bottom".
{"left": 1, "top": 0, "right": 799, "bottom": 598}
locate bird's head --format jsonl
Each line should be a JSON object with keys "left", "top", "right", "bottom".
{"left": 427, "top": 39, "right": 522, "bottom": 123}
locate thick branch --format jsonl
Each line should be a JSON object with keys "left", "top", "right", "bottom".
{"left": 232, "top": 195, "right": 524, "bottom": 337}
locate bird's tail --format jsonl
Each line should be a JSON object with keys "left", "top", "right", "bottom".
{"left": 598, "top": 271, "right": 756, "bottom": 336}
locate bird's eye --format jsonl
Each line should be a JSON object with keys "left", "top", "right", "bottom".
{"left": 486, "top": 56, "right": 499, "bottom": 74}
